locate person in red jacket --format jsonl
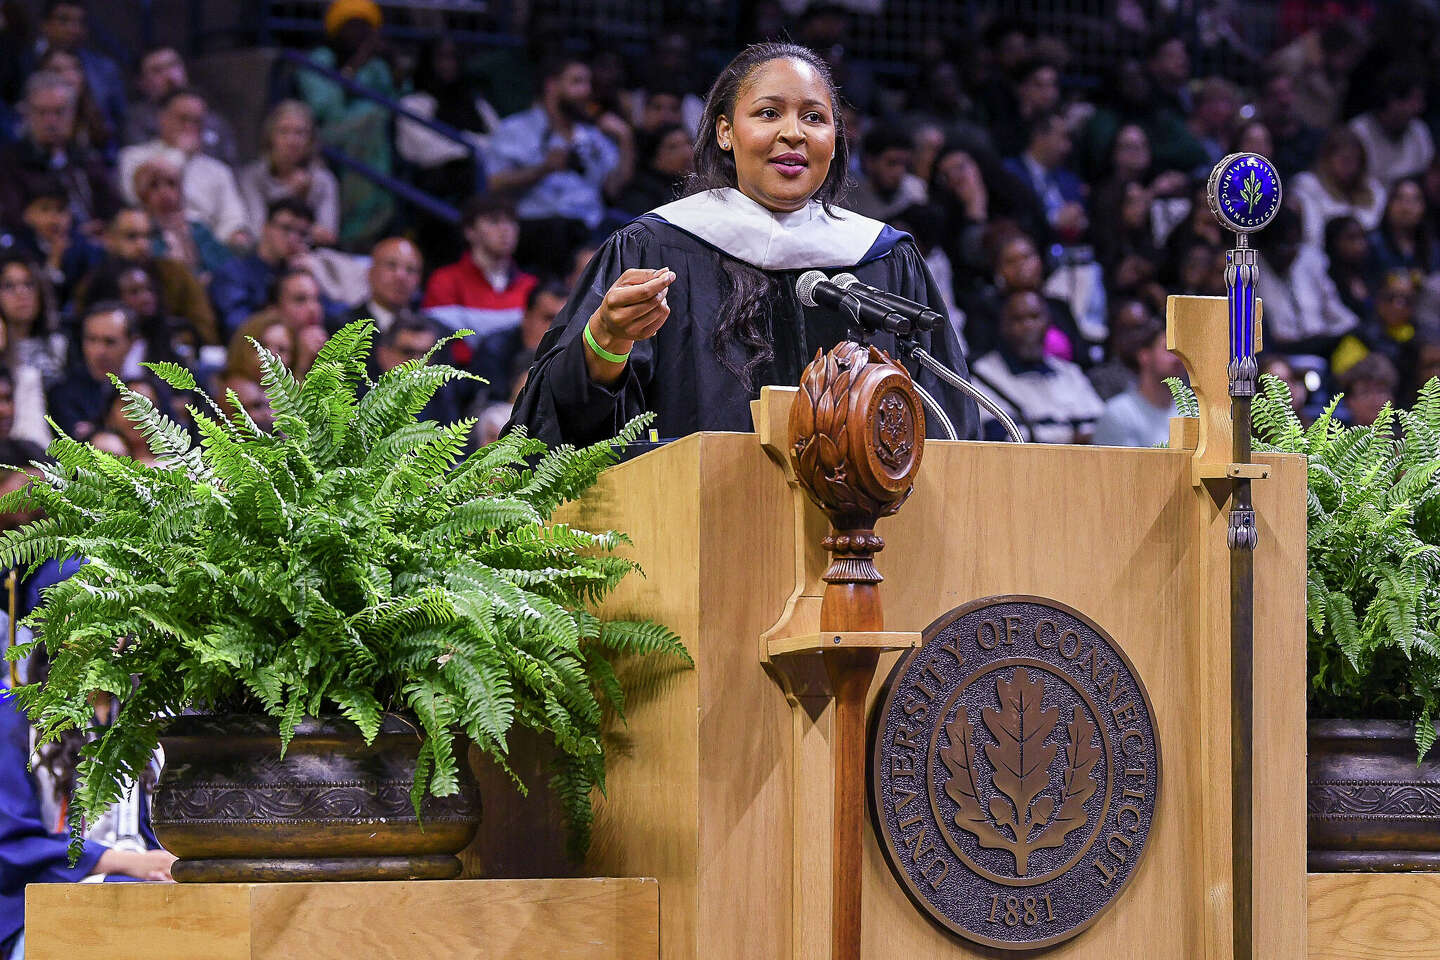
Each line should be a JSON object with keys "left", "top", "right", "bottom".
{"left": 421, "top": 194, "right": 537, "bottom": 340}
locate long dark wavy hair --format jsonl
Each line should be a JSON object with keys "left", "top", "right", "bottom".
{"left": 684, "top": 42, "right": 852, "bottom": 391}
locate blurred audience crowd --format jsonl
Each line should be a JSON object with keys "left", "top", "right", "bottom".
{"left": 0, "top": 0, "right": 1432, "bottom": 463}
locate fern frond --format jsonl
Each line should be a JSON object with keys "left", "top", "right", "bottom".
{"left": 1164, "top": 377, "right": 1198, "bottom": 418}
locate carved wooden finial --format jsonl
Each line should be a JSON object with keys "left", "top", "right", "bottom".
{"left": 786, "top": 340, "right": 926, "bottom": 960}
{"left": 789, "top": 341, "right": 925, "bottom": 631}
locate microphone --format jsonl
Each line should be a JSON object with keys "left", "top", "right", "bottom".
{"left": 796, "top": 270, "right": 910, "bottom": 334}
{"left": 831, "top": 274, "right": 942, "bottom": 332}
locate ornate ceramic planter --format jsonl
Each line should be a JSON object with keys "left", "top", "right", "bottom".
{"left": 151, "top": 713, "right": 481, "bottom": 882}
{"left": 1308, "top": 719, "right": 1440, "bottom": 871}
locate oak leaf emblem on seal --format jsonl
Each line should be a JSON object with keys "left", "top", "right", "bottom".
{"left": 939, "top": 669, "right": 1102, "bottom": 875}
{"left": 876, "top": 392, "right": 912, "bottom": 469}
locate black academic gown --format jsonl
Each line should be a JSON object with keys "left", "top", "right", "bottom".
{"left": 508, "top": 190, "right": 980, "bottom": 449}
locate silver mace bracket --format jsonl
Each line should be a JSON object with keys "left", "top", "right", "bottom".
{"left": 1204, "top": 151, "right": 1282, "bottom": 960}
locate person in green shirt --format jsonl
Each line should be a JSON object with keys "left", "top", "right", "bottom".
{"left": 296, "top": 0, "right": 396, "bottom": 249}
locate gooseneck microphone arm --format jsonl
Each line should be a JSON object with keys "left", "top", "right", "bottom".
{"left": 796, "top": 271, "right": 1027, "bottom": 443}
{"left": 901, "top": 343, "right": 1026, "bottom": 443}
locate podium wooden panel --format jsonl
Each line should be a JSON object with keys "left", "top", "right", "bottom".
{"left": 559, "top": 422, "right": 1307, "bottom": 960}
{"left": 1308, "top": 873, "right": 1440, "bottom": 959}
{"left": 23, "top": 878, "right": 658, "bottom": 960}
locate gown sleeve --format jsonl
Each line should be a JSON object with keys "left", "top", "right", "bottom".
{"left": 888, "top": 239, "right": 982, "bottom": 441}
{"left": 506, "top": 222, "right": 662, "bottom": 449}
{"left": 0, "top": 694, "right": 108, "bottom": 891}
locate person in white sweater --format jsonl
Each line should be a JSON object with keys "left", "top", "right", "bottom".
{"left": 117, "top": 88, "right": 251, "bottom": 248}
{"left": 0, "top": 318, "right": 49, "bottom": 449}
{"left": 971, "top": 290, "right": 1106, "bottom": 444}
{"left": 1289, "top": 126, "right": 1386, "bottom": 246}
{"left": 1349, "top": 65, "right": 1435, "bottom": 189}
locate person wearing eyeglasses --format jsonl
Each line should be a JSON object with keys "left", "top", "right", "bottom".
{"left": 208, "top": 198, "right": 315, "bottom": 340}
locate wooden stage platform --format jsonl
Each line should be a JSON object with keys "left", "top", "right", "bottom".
{"left": 22, "top": 873, "right": 1440, "bottom": 959}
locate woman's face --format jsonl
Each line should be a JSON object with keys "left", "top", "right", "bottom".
{"left": 0, "top": 377, "right": 13, "bottom": 435}
{"left": 717, "top": 57, "right": 836, "bottom": 213}
{"left": 1389, "top": 181, "right": 1427, "bottom": 232}
{"left": 43, "top": 51, "right": 84, "bottom": 93}
{"left": 1120, "top": 181, "right": 1150, "bottom": 228}
{"left": 1017, "top": 66, "right": 1060, "bottom": 116}
{"left": 1376, "top": 272, "right": 1417, "bottom": 327}
{"left": 1262, "top": 359, "right": 1307, "bottom": 413}
{"left": 911, "top": 124, "right": 943, "bottom": 182}
{"left": 0, "top": 263, "right": 40, "bottom": 326}
{"left": 136, "top": 164, "right": 183, "bottom": 216}
{"left": 1326, "top": 142, "right": 1362, "bottom": 185}
{"left": 433, "top": 40, "right": 460, "bottom": 86}
{"left": 1335, "top": 220, "right": 1369, "bottom": 264}
{"left": 938, "top": 150, "right": 981, "bottom": 199}
{"left": 270, "top": 109, "right": 313, "bottom": 170}
{"left": 655, "top": 128, "right": 695, "bottom": 177}
{"left": 1236, "top": 122, "right": 1273, "bottom": 160}
{"left": 117, "top": 267, "right": 158, "bottom": 318}
{"left": 1180, "top": 244, "right": 1223, "bottom": 293}
{"left": 1112, "top": 124, "right": 1150, "bottom": 177}
{"left": 259, "top": 322, "right": 293, "bottom": 368}
{"left": 276, "top": 274, "right": 322, "bottom": 331}
{"left": 999, "top": 236, "right": 1043, "bottom": 290}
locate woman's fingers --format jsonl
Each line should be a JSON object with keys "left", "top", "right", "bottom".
{"left": 592, "top": 267, "right": 673, "bottom": 346}
{"left": 607, "top": 302, "right": 669, "bottom": 342}
{"left": 614, "top": 267, "right": 656, "bottom": 285}
{"left": 607, "top": 269, "right": 674, "bottom": 307}
{"left": 611, "top": 294, "right": 670, "bottom": 326}
{"left": 618, "top": 299, "right": 669, "bottom": 335}
{"left": 634, "top": 304, "right": 670, "bottom": 339}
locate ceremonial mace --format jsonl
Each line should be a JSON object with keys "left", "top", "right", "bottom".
{"left": 1205, "top": 152, "right": 1281, "bottom": 960}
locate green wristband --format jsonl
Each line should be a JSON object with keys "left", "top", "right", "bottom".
{"left": 584, "top": 322, "right": 632, "bottom": 364}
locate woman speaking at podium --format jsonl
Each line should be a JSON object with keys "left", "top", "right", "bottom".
{"left": 508, "top": 42, "right": 979, "bottom": 447}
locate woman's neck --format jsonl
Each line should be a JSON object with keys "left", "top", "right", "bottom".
{"left": 734, "top": 183, "right": 809, "bottom": 215}
{"left": 7, "top": 311, "right": 33, "bottom": 339}
{"left": 1320, "top": 170, "right": 1362, "bottom": 203}
{"left": 150, "top": 206, "right": 184, "bottom": 228}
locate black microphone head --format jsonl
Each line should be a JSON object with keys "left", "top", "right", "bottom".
{"left": 795, "top": 270, "right": 828, "bottom": 308}
{"left": 832, "top": 273, "right": 860, "bottom": 290}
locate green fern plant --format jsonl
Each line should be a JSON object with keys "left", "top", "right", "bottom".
{"left": 1250, "top": 373, "right": 1440, "bottom": 759}
{"left": 1164, "top": 373, "right": 1440, "bottom": 757}
{"left": 1, "top": 320, "right": 689, "bottom": 861}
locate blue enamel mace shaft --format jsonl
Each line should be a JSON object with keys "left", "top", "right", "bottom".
{"left": 1208, "top": 150, "right": 1279, "bottom": 960}
{"left": 1225, "top": 230, "right": 1257, "bottom": 960}
{"left": 1226, "top": 240, "right": 1259, "bottom": 399}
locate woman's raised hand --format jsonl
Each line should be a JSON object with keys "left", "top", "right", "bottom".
{"left": 584, "top": 267, "right": 675, "bottom": 384}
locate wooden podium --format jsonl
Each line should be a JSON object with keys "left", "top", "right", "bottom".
{"left": 561, "top": 294, "right": 1308, "bottom": 959}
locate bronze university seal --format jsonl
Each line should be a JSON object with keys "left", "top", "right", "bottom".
{"left": 870, "top": 596, "right": 1161, "bottom": 950}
